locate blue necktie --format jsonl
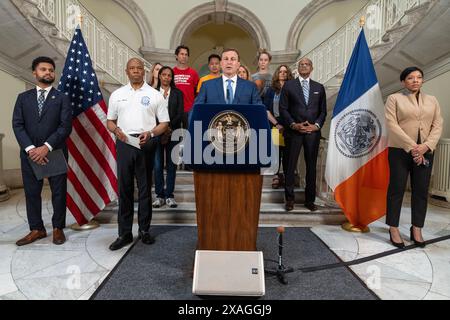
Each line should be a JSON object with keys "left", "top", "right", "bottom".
{"left": 37, "top": 89, "right": 46, "bottom": 117}
{"left": 226, "top": 79, "right": 234, "bottom": 104}
{"left": 302, "top": 80, "right": 309, "bottom": 105}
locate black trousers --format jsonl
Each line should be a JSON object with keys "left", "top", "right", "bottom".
{"left": 386, "top": 147, "right": 434, "bottom": 228}
{"left": 116, "top": 138, "right": 157, "bottom": 236}
{"left": 284, "top": 131, "right": 320, "bottom": 203}
{"left": 21, "top": 156, "right": 67, "bottom": 231}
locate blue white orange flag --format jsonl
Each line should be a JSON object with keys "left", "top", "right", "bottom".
{"left": 58, "top": 27, "right": 118, "bottom": 225}
{"left": 325, "top": 29, "right": 389, "bottom": 228}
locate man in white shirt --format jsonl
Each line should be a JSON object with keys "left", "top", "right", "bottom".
{"left": 107, "top": 58, "right": 169, "bottom": 250}
{"left": 12, "top": 56, "right": 72, "bottom": 246}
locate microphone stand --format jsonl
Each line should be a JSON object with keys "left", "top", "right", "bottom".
{"left": 265, "top": 226, "right": 294, "bottom": 285}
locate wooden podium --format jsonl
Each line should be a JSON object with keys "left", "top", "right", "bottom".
{"left": 194, "top": 171, "right": 263, "bottom": 251}
{"left": 187, "top": 103, "right": 272, "bottom": 252}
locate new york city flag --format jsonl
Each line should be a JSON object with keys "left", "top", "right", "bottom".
{"left": 325, "top": 29, "right": 389, "bottom": 228}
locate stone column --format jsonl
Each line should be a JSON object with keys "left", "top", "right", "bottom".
{"left": 0, "top": 134, "right": 11, "bottom": 201}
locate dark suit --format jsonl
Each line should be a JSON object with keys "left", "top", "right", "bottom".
{"left": 166, "top": 87, "right": 184, "bottom": 130}
{"left": 280, "top": 78, "right": 327, "bottom": 204}
{"left": 12, "top": 88, "right": 72, "bottom": 230}
{"left": 195, "top": 76, "right": 262, "bottom": 105}
{"left": 154, "top": 87, "right": 184, "bottom": 199}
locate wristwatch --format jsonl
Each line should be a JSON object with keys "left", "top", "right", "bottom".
{"left": 150, "top": 131, "right": 154, "bottom": 138}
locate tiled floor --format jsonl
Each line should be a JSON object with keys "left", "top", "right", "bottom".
{"left": 311, "top": 204, "right": 450, "bottom": 300}
{"left": 0, "top": 187, "right": 449, "bottom": 300}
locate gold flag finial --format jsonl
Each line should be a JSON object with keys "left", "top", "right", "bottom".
{"left": 78, "top": 14, "right": 83, "bottom": 27}
{"left": 359, "top": 16, "right": 366, "bottom": 27}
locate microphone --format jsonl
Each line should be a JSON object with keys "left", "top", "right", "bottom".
{"left": 277, "top": 226, "right": 285, "bottom": 267}
{"left": 266, "top": 225, "right": 293, "bottom": 285}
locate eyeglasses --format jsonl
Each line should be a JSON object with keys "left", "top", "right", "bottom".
{"left": 298, "top": 63, "right": 311, "bottom": 67}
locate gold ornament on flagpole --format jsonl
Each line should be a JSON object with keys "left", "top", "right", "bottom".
{"left": 70, "top": 219, "right": 100, "bottom": 231}
{"left": 359, "top": 16, "right": 366, "bottom": 27}
{"left": 341, "top": 222, "right": 370, "bottom": 233}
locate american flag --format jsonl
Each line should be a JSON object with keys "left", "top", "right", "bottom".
{"left": 58, "top": 27, "right": 118, "bottom": 225}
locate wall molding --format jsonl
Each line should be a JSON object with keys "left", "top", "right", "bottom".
{"left": 169, "top": 1, "right": 271, "bottom": 51}
{"left": 285, "top": 0, "right": 347, "bottom": 51}
{"left": 111, "top": 0, "right": 155, "bottom": 49}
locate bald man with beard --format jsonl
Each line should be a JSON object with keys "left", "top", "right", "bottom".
{"left": 107, "top": 58, "right": 169, "bottom": 250}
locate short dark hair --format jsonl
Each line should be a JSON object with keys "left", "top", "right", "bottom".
{"left": 221, "top": 48, "right": 240, "bottom": 61}
{"left": 400, "top": 66, "right": 424, "bottom": 82}
{"left": 208, "top": 54, "right": 221, "bottom": 63}
{"left": 175, "top": 45, "right": 190, "bottom": 56}
{"left": 32, "top": 56, "right": 55, "bottom": 71}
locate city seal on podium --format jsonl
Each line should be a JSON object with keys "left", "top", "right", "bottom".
{"left": 334, "top": 109, "right": 382, "bottom": 158}
{"left": 208, "top": 110, "right": 250, "bottom": 154}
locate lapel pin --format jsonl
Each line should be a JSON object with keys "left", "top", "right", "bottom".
{"left": 51, "top": 96, "right": 55, "bottom": 99}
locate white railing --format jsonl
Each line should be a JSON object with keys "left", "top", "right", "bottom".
{"left": 430, "top": 139, "right": 450, "bottom": 202}
{"left": 292, "top": 0, "right": 428, "bottom": 83}
{"left": 36, "top": 0, "right": 151, "bottom": 85}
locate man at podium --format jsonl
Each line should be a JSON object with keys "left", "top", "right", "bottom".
{"left": 195, "top": 48, "right": 261, "bottom": 105}
{"left": 189, "top": 49, "right": 272, "bottom": 252}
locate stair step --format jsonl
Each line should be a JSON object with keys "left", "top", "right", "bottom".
{"left": 145, "top": 186, "right": 305, "bottom": 203}
{"left": 96, "top": 201, "right": 344, "bottom": 227}
{"left": 143, "top": 171, "right": 304, "bottom": 203}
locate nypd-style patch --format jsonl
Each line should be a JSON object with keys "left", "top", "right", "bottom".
{"left": 141, "top": 96, "right": 151, "bottom": 107}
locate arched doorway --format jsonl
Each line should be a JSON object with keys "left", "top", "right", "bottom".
{"left": 184, "top": 23, "right": 258, "bottom": 76}
{"left": 169, "top": 2, "right": 270, "bottom": 74}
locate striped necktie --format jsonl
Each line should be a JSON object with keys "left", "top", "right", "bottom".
{"left": 37, "top": 89, "right": 46, "bottom": 117}
{"left": 302, "top": 80, "right": 309, "bottom": 105}
{"left": 226, "top": 79, "right": 234, "bottom": 104}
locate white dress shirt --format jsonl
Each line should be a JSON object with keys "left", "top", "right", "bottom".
{"left": 25, "top": 86, "right": 55, "bottom": 153}
{"left": 297, "top": 76, "right": 320, "bottom": 129}
{"left": 298, "top": 76, "right": 310, "bottom": 86}
{"left": 159, "top": 87, "right": 171, "bottom": 100}
{"left": 222, "top": 75, "right": 238, "bottom": 102}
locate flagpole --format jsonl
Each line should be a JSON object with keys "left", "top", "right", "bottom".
{"left": 69, "top": 13, "right": 100, "bottom": 232}
{"left": 341, "top": 15, "right": 370, "bottom": 234}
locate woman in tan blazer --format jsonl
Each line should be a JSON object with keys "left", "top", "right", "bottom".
{"left": 385, "top": 67, "right": 443, "bottom": 248}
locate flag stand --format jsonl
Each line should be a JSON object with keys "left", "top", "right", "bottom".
{"left": 341, "top": 222, "right": 370, "bottom": 233}
{"left": 70, "top": 219, "right": 100, "bottom": 231}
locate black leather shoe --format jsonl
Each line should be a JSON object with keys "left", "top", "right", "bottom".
{"left": 109, "top": 234, "right": 133, "bottom": 251}
{"left": 305, "top": 203, "right": 318, "bottom": 211}
{"left": 138, "top": 231, "right": 155, "bottom": 245}
{"left": 389, "top": 229, "right": 405, "bottom": 248}
{"left": 410, "top": 226, "right": 426, "bottom": 248}
{"left": 285, "top": 200, "right": 294, "bottom": 211}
